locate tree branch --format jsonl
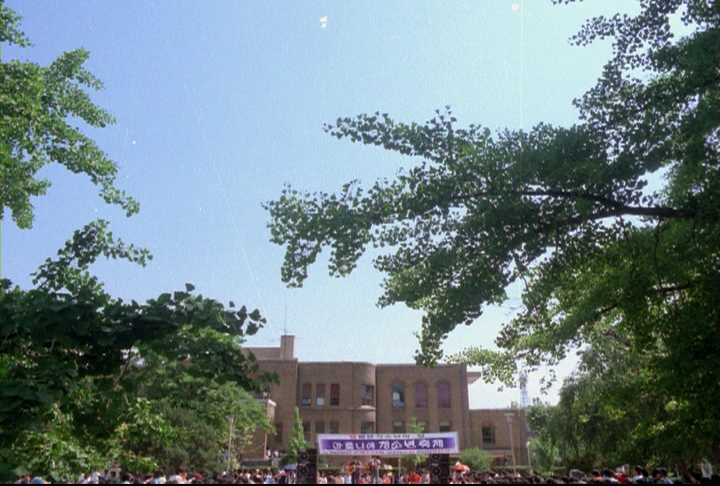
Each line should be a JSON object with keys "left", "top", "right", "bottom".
{"left": 655, "top": 283, "right": 693, "bottom": 294}
{"left": 451, "top": 188, "right": 626, "bottom": 209}
{"left": 450, "top": 188, "right": 696, "bottom": 221}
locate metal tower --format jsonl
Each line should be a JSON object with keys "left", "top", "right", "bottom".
{"left": 519, "top": 372, "right": 531, "bottom": 409}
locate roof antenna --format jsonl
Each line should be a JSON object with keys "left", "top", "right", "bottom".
{"left": 283, "top": 300, "right": 288, "bottom": 336}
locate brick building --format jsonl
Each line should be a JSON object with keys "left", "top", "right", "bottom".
{"left": 243, "top": 335, "right": 528, "bottom": 466}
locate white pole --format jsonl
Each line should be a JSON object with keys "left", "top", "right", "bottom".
{"left": 505, "top": 413, "right": 516, "bottom": 475}
{"left": 527, "top": 441, "right": 531, "bottom": 474}
{"left": 227, "top": 415, "right": 235, "bottom": 475}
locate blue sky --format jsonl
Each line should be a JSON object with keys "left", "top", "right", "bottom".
{"left": 3, "top": 0, "right": 634, "bottom": 408}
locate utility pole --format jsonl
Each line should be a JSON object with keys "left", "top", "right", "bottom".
{"left": 505, "top": 413, "right": 516, "bottom": 476}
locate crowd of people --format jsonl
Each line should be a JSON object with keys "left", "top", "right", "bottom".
{"left": 11, "top": 462, "right": 719, "bottom": 484}
{"left": 13, "top": 467, "right": 291, "bottom": 485}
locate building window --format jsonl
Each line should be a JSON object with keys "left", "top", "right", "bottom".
{"left": 439, "top": 421, "right": 452, "bottom": 432}
{"left": 417, "top": 420, "right": 428, "bottom": 432}
{"left": 316, "top": 383, "right": 326, "bottom": 406}
{"left": 415, "top": 382, "right": 428, "bottom": 409}
{"left": 315, "top": 421, "right": 325, "bottom": 434}
{"left": 482, "top": 425, "right": 495, "bottom": 444}
{"left": 329, "top": 421, "right": 339, "bottom": 434}
{"left": 392, "top": 383, "right": 405, "bottom": 408}
{"left": 361, "top": 384, "right": 374, "bottom": 407}
{"left": 275, "top": 422, "right": 283, "bottom": 443}
{"left": 302, "top": 421, "right": 310, "bottom": 442}
{"left": 437, "top": 382, "right": 451, "bottom": 408}
{"left": 361, "top": 422, "right": 374, "bottom": 434}
{"left": 392, "top": 421, "right": 405, "bottom": 433}
{"left": 301, "top": 383, "right": 312, "bottom": 407}
{"left": 330, "top": 384, "right": 340, "bottom": 406}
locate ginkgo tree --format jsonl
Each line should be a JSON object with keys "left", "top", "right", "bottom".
{"left": 1, "top": 2, "right": 138, "bottom": 228}
{"left": 1, "top": 3, "right": 275, "bottom": 480}
{"left": 266, "top": 0, "right": 720, "bottom": 467}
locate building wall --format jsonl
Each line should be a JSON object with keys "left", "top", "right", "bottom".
{"left": 469, "top": 409, "right": 529, "bottom": 467}
{"left": 296, "top": 361, "right": 377, "bottom": 443}
{"left": 375, "top": 364, "right": 473, "bottom": 448}
{"left": 254, "top": 358, "right": 298, "bottom": 451}
{"left": 243, "top": 336, "right": 528, "bottom": 466}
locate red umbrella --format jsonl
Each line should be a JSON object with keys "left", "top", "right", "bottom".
{"left": 453, "top": 462, "right": 470, "bottom": 472}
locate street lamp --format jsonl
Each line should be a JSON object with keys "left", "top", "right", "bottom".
{"left": 504, "top": 413, "right": 516, "bottom": 476}
{"left": 527, "top": 440, "right": 532, "bottom": 474}
{"left": 227, "top": 415, "right": 235, "bottom": 475}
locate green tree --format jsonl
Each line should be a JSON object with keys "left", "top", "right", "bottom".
{"left": 527, "top": 436, "right": 559, "bottom": 476}
{"left": 405, "top": 417, "right": 425, "bottom": 471}
{"left": 0, "top": 4, "right": 276, "bottom": 480}
{"left": 459, "top": 447, "right": 491, "bottom": 472}
{"left": 529, "top": 328, "right": 707, "bottom": 472}
{"left": 0, "top": 223, "right": 275, "bottom": 480}
{"left": 266, "top": 0, "right": 720, "bottom": 467}
{"left": 526, "top": 401, "right": 562, "bottom": 473}
{"left": 1, "top": 1, "right": 138, "bottom": 229}
{"left": 287, "top": 406, "right": 306, "bottom": 463}
{"left": 138, "top": 362, "right": 274, "bottom": 475}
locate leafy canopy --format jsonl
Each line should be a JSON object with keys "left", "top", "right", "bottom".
{"left": 265, "top": 0, "right": 720, "bottom": 369}
{"left": 1, "top": 4, "right": 276, "bottom": 479}
{"left": 1, "top": 1, "right": 138, "bottom": 228}
{"left": 266, "top": 0, "right": 720, "bottom": 466}
{"left": 0, "top": 221, "right": 275, "bottom": 479}
{"left": 287, "top": 406, "right": 310, "bottom": 463}
{"left": 459, "top": 447, "right": 491, "bottom": 472}
{"left": 136, "top": 358, "right": 275, "bottom": 475}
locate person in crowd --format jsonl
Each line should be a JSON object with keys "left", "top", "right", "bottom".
{"left": 167, "top": 466, "right": 188, "bottom": 484}
{"left": 601, "top": 468, "right": 619, "bottom": 483}
{"left": 408, "top": 469, "right": 421, "bottom": 484}
{"left": 153, "top": 469, "right": 167, "bottom": 484}
{"left": 13, "top": 472, "right": 31, "bottom": 484}
{"left": 350, "top": 456, "right": 362, "bottom": 484}
{"left": 370, "top": 456, "right": 383, "bottom": 483}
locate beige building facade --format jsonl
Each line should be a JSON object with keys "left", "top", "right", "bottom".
{"left": 244, "top": 335, "right": 528, "bottom": 466}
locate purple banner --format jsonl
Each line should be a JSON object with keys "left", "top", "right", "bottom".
{"left": 317, "top": 432, "right": 459, "bottom": 456}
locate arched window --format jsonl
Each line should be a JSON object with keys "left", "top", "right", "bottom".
{"left": 437, "top": 382, "right": 451, "bottom": 408}
{"left": 415, "top": 382, "right": 428, "bottom": 409}
{"left": 392, "top": 382, "right": 405, "bottom": 408}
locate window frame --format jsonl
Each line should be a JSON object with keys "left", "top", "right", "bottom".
{"left": 415, "top": 382, "right": 428, "bottom": 409}
{"left": 316, "top": 383, "right": 326, "bottom": 407}
{"left": 301, "top": 383, "right": 312, "bottom": 407}
{"left": 437, "top": 382, "right": 451, "bottom": 408}
{"left": 392, "top": 382, "right": 405, "bottom": 408}
{"left": 360, "top": 384, "right": 374, "bottom": 407}
{"left": 482, "top": 425, "right": 495, "bottom": 444}
{"left": 330, "top": 383, "right": 340, "bottom": 406}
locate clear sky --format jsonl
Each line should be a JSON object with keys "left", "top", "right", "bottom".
{"left": 3, "top": 0, "right": 635, "bottom": 408}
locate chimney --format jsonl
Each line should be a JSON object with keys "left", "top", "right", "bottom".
{"left": 280, "top": 335, "right": 295, "bottom": 360}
